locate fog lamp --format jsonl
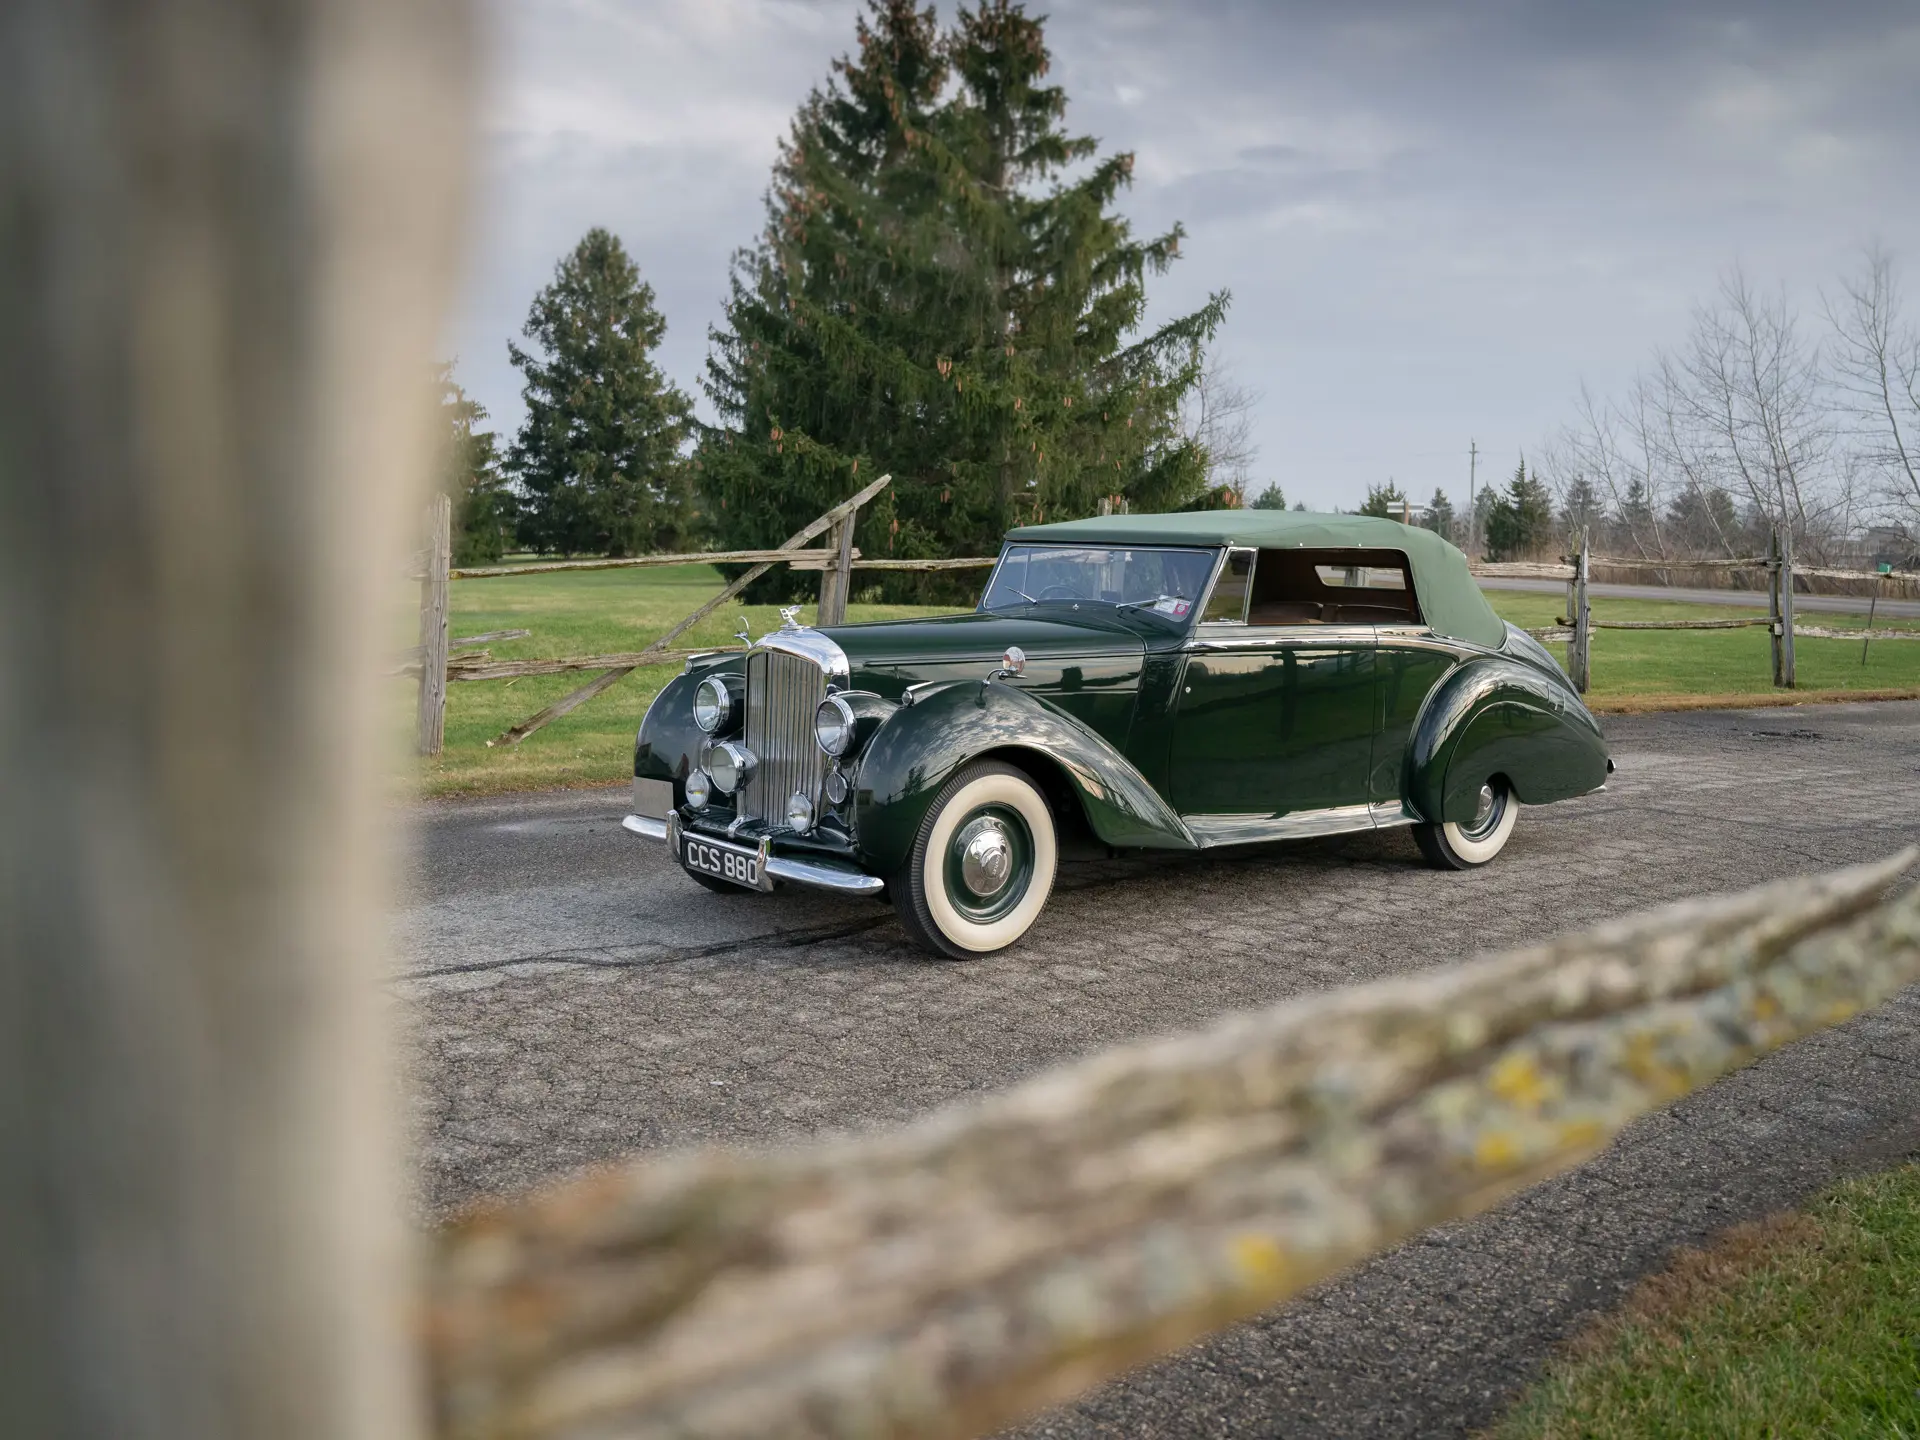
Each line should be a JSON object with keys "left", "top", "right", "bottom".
{"left": 684, "top": 769, "right": 712, "bottom": 809}
{"left": 786, "top": 790, "right": 815, "bottom": 832}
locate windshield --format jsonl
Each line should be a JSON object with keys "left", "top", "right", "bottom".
{"left": 979, "top": 544, "right": 1217, "bottom": 621}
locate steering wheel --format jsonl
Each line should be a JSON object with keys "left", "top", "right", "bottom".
{"left": 1037, "top": 583, "right": 1080, "bottom": 600}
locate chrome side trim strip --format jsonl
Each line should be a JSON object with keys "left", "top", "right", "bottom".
{"left": 1185, "top": 803, "right": 1378, "bottom": 848}
{"left": 1186, "top": 624, "right": 1380, "bottom": 651}
{"left": 622, "top": 813, "right": 668, "bottom": 841}
{"left": 763, "top": 854, "right": 886, "bottom": 895}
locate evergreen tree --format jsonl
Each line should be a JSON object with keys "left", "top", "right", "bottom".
{"left": 435, "top": 363, "right": 511, "bottom": 565}
{"left": 1471, "top": 483, "right": 1497, "bottom": 551}
{"left": 1422, "top": 488, "right": 1456, "bottom": 544}
{"left": 1248, "top": 483, "right": 1287, "bottom": 510}
{"left": 1617, "top": 475, "right": 1658, "bottom": 552}
{"left": 1359, "top": 480, "right": 1407, "bottom": 519}
{"left": 1667, "top": 482, "right": 1737, "bottom": 554}
{"left": 700, "top": 0, "right": 1225, "bottom": 598}
{"left": 1559, "top": 472, "right": 1603, "bottom": 539}
{"left": 509, "top": 229, "right": 693, "bottom": 557}
{"left": 1485, "top": 457, "right": 1554, "bottom": 559}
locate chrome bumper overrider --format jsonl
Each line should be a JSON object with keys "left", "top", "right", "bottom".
{"left": 622, "top": 812, "right": 884, "bottom": 896}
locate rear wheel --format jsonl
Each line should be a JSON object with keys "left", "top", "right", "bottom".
{"left": 894, "top": 760, "right": 1057, "bottom": 960}
{"left": 1414, "top": 777, "right": 1517, "bottom": 870}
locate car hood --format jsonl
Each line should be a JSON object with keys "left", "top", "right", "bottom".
{"left": 818, "top": 610, "right": 1148, "bottom": 693}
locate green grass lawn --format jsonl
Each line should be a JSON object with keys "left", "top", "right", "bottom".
{"left": 404, "top": 567, "right": 1920, "bottom": 798}
{"left": 1488, "top": 1164, "right": 1920, "bottom": 1440}
{"left": 1488, "top": 591, "right": 1920, "bottom": 707}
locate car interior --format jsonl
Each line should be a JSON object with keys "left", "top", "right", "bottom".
{"left": 1205, "top": 547, "right": 1424, "bottom": 626}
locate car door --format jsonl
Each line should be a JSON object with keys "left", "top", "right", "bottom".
{"left": 1371, "top": 627, "right": 1460, "bottom": 815}
{"left": 1168, "top": 549, "right": 1378, "bottom": 826}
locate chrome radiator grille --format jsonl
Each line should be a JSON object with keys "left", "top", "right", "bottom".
{"left": 741, "top": 648, "right": 826, "bottom": 826}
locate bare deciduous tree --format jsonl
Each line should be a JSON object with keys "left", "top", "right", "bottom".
{"left": 1826, "top": 246, "right": 1920, "bottom": 531}
{"left": 1182, "top": 350, "right": 1262, "bottom": 502}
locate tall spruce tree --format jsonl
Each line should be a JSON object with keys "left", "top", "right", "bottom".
{"left": 509, "top": 229, "right": 693, "bottom": 557}
{"left": 1485, "top": 457, "right": 1555, "bottom": 560}
{"left": 1422, "top": 488, "right": 1456, "bottom": 544}
{"left": 434, "top": 363, "right": 511, "bottom": 565}
{"left": 700, "top": 0, "right": 1226, "bottom": 598}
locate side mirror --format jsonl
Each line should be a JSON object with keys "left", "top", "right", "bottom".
{"left": 984, "top": 645, "right": 1026, "bottom": 687}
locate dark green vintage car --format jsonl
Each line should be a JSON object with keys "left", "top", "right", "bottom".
{"left": 624, "top": 511, "right": 1611, "bottom": 958}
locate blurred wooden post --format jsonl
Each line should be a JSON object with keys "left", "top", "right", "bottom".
{"left": 418, "top": 493, "right": 452, "bottom": 755}
{"left": 0, "top": 2, "right": 471, "bottom": 1438}
{"left": 1568, "top": 526, "right": 1592, "bottom": 693}
{"left": 816, "top": 512, "right": 856, "bottom": 626}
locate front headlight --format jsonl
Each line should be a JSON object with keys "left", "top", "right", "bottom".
{"left": 693, "top": 675, "right": 739, "bottom": 734}
{"left": 815, "top": 694, "right": 856, "bottom": 756}
{"left": 785, "top": 790, "right": 815, "bottom": 833}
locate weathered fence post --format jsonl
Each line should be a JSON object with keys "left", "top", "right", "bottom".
{"left": 0, "top": 1, "right": 471, "bottom": 1437}
{"left": 1568, "top": 526, "right": 1592, "bottom": 693}
{"left": 1770, "top": 525, "right": 1797, "bottom": 689}
{"left": 1779, "top": 525, "right": 1796, "bottom": 689}
{"left": 418, "top": 492, "right": 452, "bottom": 755}
{"left": 816, "top": 511, "right": 856, "bottom": 627}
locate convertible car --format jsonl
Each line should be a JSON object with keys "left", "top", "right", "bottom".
{"left": 624, "top": 511, "right": 1611, "bottom": 958}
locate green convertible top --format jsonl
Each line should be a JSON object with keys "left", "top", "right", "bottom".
{"left": 1005, "top": 509, "right": 1508, "bottom": 650}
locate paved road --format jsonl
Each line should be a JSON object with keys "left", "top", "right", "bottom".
{"left": 396, "top": 702, "right": 1920, "bottom": 1438}
{"left": 1478, "top": 574, "right": 1920, "bottom": 619}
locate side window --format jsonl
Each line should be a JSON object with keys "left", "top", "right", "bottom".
{"left": 1247, "top": 549, "right": 1422, "bottom": 625}
{"left": 1199, "top": 548, "right": 1253, "bottom": 623}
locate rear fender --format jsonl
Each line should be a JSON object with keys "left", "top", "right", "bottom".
{"left": 851, "top": 681, "right": 1195, "bottom": 874}
{"left": 1407, "top": 657, "right": 1609, "bottom": 823}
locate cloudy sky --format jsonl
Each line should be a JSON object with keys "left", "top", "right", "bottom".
{"left": 447, "top": 0, "right": 1920, "bottom": 511}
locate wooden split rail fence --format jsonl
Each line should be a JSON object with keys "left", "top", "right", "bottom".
{"left": 414, "top": 504, "right": 1917, "bottom": 751}
{"left": 409, "top": 476, "right": 1005, "bottom": 755}
{"left": 1483, "top": 525, "right": 1920, "bottom": 696}
{"left": 425, "top": 851, "right": 1920, "bottom": 1440}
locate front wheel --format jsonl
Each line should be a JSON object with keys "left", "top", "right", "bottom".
{"left": 1414, "top": 777, "right": 1517, "bottom": 870}
{"left": 894, "top": 759, "right": 1058, "bottom": 960}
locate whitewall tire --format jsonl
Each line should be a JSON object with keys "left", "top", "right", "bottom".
{"left": 895, "top": 759, "right": 1058, "bottom": 960}
{"left": 1414, "top": 777, "right": 1517, "bottom": 870}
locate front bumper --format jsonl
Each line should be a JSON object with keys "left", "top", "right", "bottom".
{"left": 622, "top": 811, "right": 885, "bottom": 896}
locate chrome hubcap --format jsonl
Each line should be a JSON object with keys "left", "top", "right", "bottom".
{"left": 957, "top": 818, "right": 1014, "bottom": 897}
{"left": 1472, "top": 784, "right": 1495, "bottom": 829}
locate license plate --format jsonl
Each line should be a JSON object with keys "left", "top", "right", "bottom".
{"left": 682, "top": 834, "right": 761, "bottom": 890}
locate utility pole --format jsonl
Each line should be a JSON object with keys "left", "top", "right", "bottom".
{"left": 1467, "top": 439, "right": 1479, "bottom": 557}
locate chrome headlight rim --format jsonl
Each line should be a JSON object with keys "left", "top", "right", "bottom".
{"left": 705, "top": 739, "right": 755, "bottom": 795}
{"left": 814, "top": 693, "right": 856, "bottom": 756}
{"left": 785, "top": 789, "right": 815, "bottom": 833}
{"left": 824, "top": 764, "right": 852, "bottom": 808}
{"left": 692, "top": 675, "right": 738, "bottom": 734}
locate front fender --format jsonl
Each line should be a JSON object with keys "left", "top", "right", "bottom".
{"left": 851, "top": 681, "right": 1195, "bottom": 874}
{"left": 634, "top": 658, "right": 742, "bottom": 798}
{"left": 1407, "top": 657, "right": 1609, "bottom": 823}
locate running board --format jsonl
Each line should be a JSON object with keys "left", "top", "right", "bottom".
{"left": 1184, "top": 802, "right": 1417, "bottom": 849}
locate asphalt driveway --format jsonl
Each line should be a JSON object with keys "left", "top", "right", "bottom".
{"left": 395, "top": 700, "right": 1920, "bottom": 1438}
